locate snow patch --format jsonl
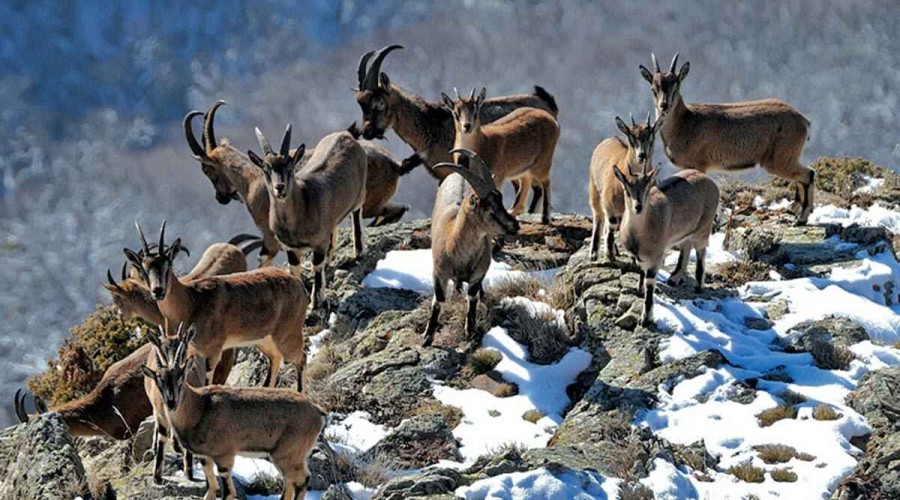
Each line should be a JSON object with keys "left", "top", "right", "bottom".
{"left": 455, "top": 467, "right": 620, "bottom": 500}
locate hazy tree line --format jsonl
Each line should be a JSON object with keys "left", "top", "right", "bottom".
{"left": 0, "top": 0, "right": 897, "bottom": 425}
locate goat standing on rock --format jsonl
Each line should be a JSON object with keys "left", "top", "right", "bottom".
{"left": 639, "top": 53, "right": 814, "bottom": 223}
{"left": 424, "top": 148, "right": 519, "bottom": 346}
{"left": 248, "top": 125, "right": 367, "bottom": 310}
{"left": 614, "top": 162, "right": 719, "bottom": 327}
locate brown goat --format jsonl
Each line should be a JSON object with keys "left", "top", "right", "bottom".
{"left": 125, "top": 222, "right": 309, "bottom": 392}
{"left": 424, "top": 149, "right": 519, "bottom": 345}
{"left": 442, "top": 88, "right": 560, "bottom": 223}
{"left": 589, "top": 113, "right": 662, "bottom": 261}
{"left": 248, "top": 126, "right": 367, "bottom": 310}
{"left": 142, "top": 326, "right": 325, "bottom": 500}
{"left": 354, "top": 45, "right": 558, "bottom": 182}
{"left": 639, "top": 53, "right": 814, "bottom": 223}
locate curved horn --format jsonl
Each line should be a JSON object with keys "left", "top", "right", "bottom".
{"left": 357, "top": 50, "right": 375, "bottom": 88}
{"left": 431, "top": 161, "right": 492, "bottom": 198}
{"left": 453, "top": 87, "right": 460, "bottom": 101}
{"left": 157, "top": 220, "right": 167, "bottom": 253}
{"left": 630, "top": 113, "right": 636, "bottom": 127}
{"left": 451, "top": 148, "right": 493, "bottom": 185}
{"left": 34, "top": 396, "right": 47, "bottom": 413}
{"left": 203, "top": 100, "right": 226, "bottom": 151}
{"left": 107, "top": 269, "right": 124, "bottom": 292}
{"left": 646, "top": 111, "right": 652, "bottom": 127}
{"left": 447, "top": 147, "right": 496, "bottom": 197}
{"left": 183, "top": 110, "right": 205, "bottom": 159}
{"left": 135, "top": 221, "right": 150, "bottom": 254}
{"left": 364, "top": 44, "right": 403, "bottom": 90}
{"left": 669, "top": 52, "right": 679, "bottom": 73}
{"left": 280, "top": 123, "right": 292, "bottom": 157}
{"left": 469, "top": 87, "right": 476, "bottom": 101}
{"left": 14, "top": 389, "right": 28, "bottom": 422}
{"left": 651, "top": 52, "right": 660, "bottom": 72}
{"left": 121, "top": 261, "right": 128, "bottom": 281}
{"left": 255, "top": 127, "right": 274, "bottom": 156}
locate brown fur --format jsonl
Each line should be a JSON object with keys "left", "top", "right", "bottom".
{"left": 640, "top": 54, "right": 814, "bottom": 222}
{"left": 615, "top": 168, "right": 720, "bottom": 326}
{"left": 354, "top": 46, "right": 557, "bottom": 180}
{"left": 588, "top": 116, "right": 661, "bottom": 261}
{"left": 249, "top": 130, "right": 367, "bottom": 310}
{"left": 423, "top": 150, "right": 519, "bottom": 345}
{"left": 445, "top": 89, "right": 560, "bottom": 223}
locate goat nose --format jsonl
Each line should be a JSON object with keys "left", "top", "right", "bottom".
{"left": 152, "top": 287, "right": 164, "bottom": 297}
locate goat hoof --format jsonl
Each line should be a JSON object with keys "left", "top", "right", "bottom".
{"left": 153, "top": 475, "right": 163, "bottom": 485}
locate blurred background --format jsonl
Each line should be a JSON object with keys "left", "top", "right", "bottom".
{"left": 0, "top": 0, "right": 897, "bottom": 427}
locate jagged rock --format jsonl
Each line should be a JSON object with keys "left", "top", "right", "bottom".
{"left": 361, "top": 415, "right": 461, "bottom": 469}
{"left": 779, "top": 317, "right": 866, "bottom": 370}
{"left": 724, "top": 225, "right": 781, "bottom": 262}
{"left": 373, "top": 468, "right": 461, "bottom": 500}
{"left": 744, "top": 316, "right": 774, "bottom": 330}
{"left": 0, "top": 413, "right": 89, "bottom": 499}
{"left": 631, "top": 349, "right": 727, "bottom": 394}
{"left": 835, "top": 367, "right": 900, "bottom": 499}
{"left": 131, "top": 417, "right": 156, "bottom": 463}
{"left": 672, "top": 440, "right": 719, "bottom": 473}
{"left": 321, "top": 483, "right": 355, "bottom": 500}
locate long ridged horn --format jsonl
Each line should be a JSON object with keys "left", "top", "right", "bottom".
{"left": 357, "top": 50, "right": 375, "bottom": 88}
{"left": 469, "top": 87, "right": 476, "bottom": 101}
{"left": 651, "top": 52, "right": 660, "bottom": 72}
{"left": 34, "top": 396, "right": 47, "bottom": 413}
{"left": 120, "top": 261, "right": 128, "bottom": 281}
{"left": 183, "top": 110, "right": 205, "bottom": 159}
{"left": 203, "top": 100, "right": 226, "bottom": 151}
{"left": 670, "top": 52, "right": 679, "bottom": 73}
{"left": 14, "top": 389, "right": 28, "bottom": 422}
{"left": 280, "top": 124, "right": 292, "bottom": 157}
{"left": 107, "top": 269, "right": 124, "bottom": 293}
{"left": 646, "top": 111, "right": 652, "bottom": 127}
{"left": 630, "top": 113, "right": 636, "bottom": 127}
{"left": 135, "top": 221, "right": 150, "bottom": 254}
{"left": 433, "top": 148, "right": 495, "bottom": 198}
{"left": 255, "top": 127, "right": 274, "bottom": 156}
{"left": 157, "top": 220, "right": 167, "bottom": 253}
{"left": 363, "top": 44, "right": 403, "bottom": 90}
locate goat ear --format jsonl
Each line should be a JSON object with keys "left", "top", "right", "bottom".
{"left": 141, "top": 366, "right": 158, "bottom": 382}
{"left": 477, "top": 87, "right": 486, "bottom": 106}
{"left": 247, "top": 150, "right": 266, "bottom": 169}
{"left": 639, "top": 65, "right": 654, "bottom": 84}
{"left": 292, "top": 144, "right": 306, "bottom": 167}
{"left": 123, "top": 248, "right": 142, "bottom": 267}
{"left": 678, "top": 62, "right": 690, "bottom": 81}
{"left": 615, "top": 116, "right": 630, "bottom": 136}
{"left": 379, "top": 72, "right": 391, "bottom": 92}
{"left": 440, "top": 92, "right": 454, "bottom": 111}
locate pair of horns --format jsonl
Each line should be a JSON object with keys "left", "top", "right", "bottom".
{"left": 357, "top": 45, "right": 403, "bottom": 90}
{"left": 184, "top": 100, "right": 226, "bottom": 159}
{"left": 432, "top": 148, "right": 496, "bottom": 198}
{"left": 13, "top": 389, "right": 46, "bottom": 423}
{"left": 147, "top": 322, "right": 194, "bottom": 367}
{"left": 135, "top": 220, "right": 166, "bottom": 256}
{"left": 453, "top": 87, "right": 478, "bottom": 101}
{"left": 628, "top": 111, "right": 653, "bottom": 128}
{"left": 651, "top": 52, "right": 680, "bottom": 73}
{"left": 255, "top": 124, "right": 292, "bottom": 158}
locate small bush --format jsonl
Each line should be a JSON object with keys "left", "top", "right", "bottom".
{"left": 461, "top": 348, "right": 503, "bottom": 378}
{"left": 811, "top": 157, "right": 879, "bottom": 199}
{"left": 756, "top": 404, "right": 797, "bottom": 427}
{"left": 813, "top": 404, "right": 842, "bottom": 421}
{"left": 244, "top": 471, "right": 284, "bottom": 495}
{"left": 727, "top": 461, "right": 765, "bottom": 483}
{"left": 770, "top": 468, "right": 798, "bottom": 483}
{"left": 496, "top": 301, "right": 570, "bottom": 364}
{"left": 495, "top": 382, "right": 518, "bottom": 398}
{"left": 412, "top": 399, "right": 464, "bottom": 429}
{"left": 618, "top": 482, "right": 654, "bottom": 500}
{"left": 522, "top": 409, "right": 545, "bottom": 423}
{"left": 545, "top": 278, "right": 576, "bottom": 312}
{"left": 306, "top": 342, "right": 338, "bottom": 381}
{"left": 28, "top": 304, "right": 147, "bottom": 405}
{"left": 487, "top": 276, "right": 544, "bottom": 301}
{"left": 754, "top": 444, "right": 801, "bottom": 464}
{"left": 779, "top": 390, "right": 808, "bottom": 406}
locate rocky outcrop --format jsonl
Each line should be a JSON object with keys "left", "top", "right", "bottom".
{"left": 0, "top": 413, "right": 89, "bottom": 499}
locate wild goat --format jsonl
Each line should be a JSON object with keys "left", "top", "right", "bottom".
{"left": 185, "top": 104, "right": 412, "bottom": 266}
{"left": 639, "top": 53, "right": 814, "bottom": 223}
{"left": 108, "top": 233, "right": 261, "bottom": 323}
{"left": 142, "top": 326, "right": 325, "bottom": 500}
{"left": 354, "top": 45, "right": 558, "bottom": 184}
{"left": 424, "top": 149, "right": 519, "bottom": 346}
{"left": 125, "top": 222, "right": 309, "bottom": 391}
{"left": 614, "top": 164, "right": 719, "bottom": 327}
{"left": 442, "top": 88, "right": 560, "bottom": 223}
{"left": 589, "top": 113, "right": 662, "bottom": 261}
{"left": 248, "top": 125, "right": 367, "bottom": 310}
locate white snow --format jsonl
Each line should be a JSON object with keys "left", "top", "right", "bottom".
{"left": 455, "top": 467, "right": 620, "bottom": 500}
{"left": 361, "top": 249, "right": 558, "bottom": 294}
{"left": 433, "top": 323, "right": 592, "bottom": 463}
{"left": 852, "top": 175, "right": 885, "bottom": 195}
{"left": 809, "top": 203, "right": 900, "bottom": 234}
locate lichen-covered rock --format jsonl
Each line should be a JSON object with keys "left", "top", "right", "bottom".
{"left": 779, "top": 317, "right": 866, "bottom": 370}
{"left": 362, "top": 415, "right": 461, "bottom": 469}
{"left": 834, "top": 367, "right": 900, "bottom": 499}
{"left": 373, "top": 468, "right": 461, "bottom": 500}
{"left": 0, "top": 413, "right": 89, "bottom": 499}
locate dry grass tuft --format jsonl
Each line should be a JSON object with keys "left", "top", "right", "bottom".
{"left": 754, "top": 444, "right": 800, "bottom": 464}
{"left": 779, "top": 390, "right": 808, "bottom": 406}
{"left": 545, "top": 277, "right": 577, "bottom": 312}
{"left": 487, "top": 275, "right": 544, "bottom": 301}
{"left": 708, "top": 261, "right": 772, "bottom": 288}
{"left": 495, "top": 382, "right": 518, "bottom": 398}
{"left": 522, "top": 409, "right": 545, "bottom": 424}
{"left": 412, "top": 399, "right": 464, "bottom": 429}
{"left": 244, "top": 470, "right": 284, "bottom": 495}
{"left": 770, "top": 468, "right": 798, "bottom": 483}
{"left": 618, "top": 482, "right": 654, "bottom": 500}
{"left": 756, "top": 404, "right": 798, "bottom": 427}
{"left": 497, "top": 302, "right": 570, "bottom": 364}
{"left": 461, "top": 348, "right": 503, "bottom": 378}
{"left": 812, "top": 404, "right": 842, "bottom": 421}
{"left": 727, "top": 461, "right": 766, "bottom": 483}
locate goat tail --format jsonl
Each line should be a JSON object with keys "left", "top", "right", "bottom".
{"left": 533, "top": 86, "right": 558, "bottom": 114}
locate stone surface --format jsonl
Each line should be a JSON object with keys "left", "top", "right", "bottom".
{"left": 361, "top": 415, "right": 461, "bottom": 470}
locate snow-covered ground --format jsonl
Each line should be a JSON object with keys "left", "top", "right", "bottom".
{"left": 234, "top": 202, "right": 900, "bottom": 499}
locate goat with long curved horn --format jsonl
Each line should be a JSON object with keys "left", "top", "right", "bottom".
{"left": 184, "top": 111, "right": 205, "bottom": 160}
{"left": 363, "top": 44, "right": 403, "bottom": 90}
{"left": 669, "top": 52, "right": 680, "bottom": 73}
{"left": 135, "top": 221, "right": 151, "bottom": 255}
{"left": 203, "top": 100, "right": 226, "bottom": 151}
{"left": 652, "top": 52, "right": 660, "bottom": 72}
{"left": 158, "top": 220, "right": 167, "bottom": 253}
{"left": 357, "top": 50, "right": 375, "bottom": 89}
{"left": 280, "top": 124, "right": 292, "bottom": 157}
{"left": 255, "top": 127, "right": 274, "bottom": 156}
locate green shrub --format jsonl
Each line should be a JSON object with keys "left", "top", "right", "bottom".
{"left": 28, "top": 304, "right": 147, "bottom": 405}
